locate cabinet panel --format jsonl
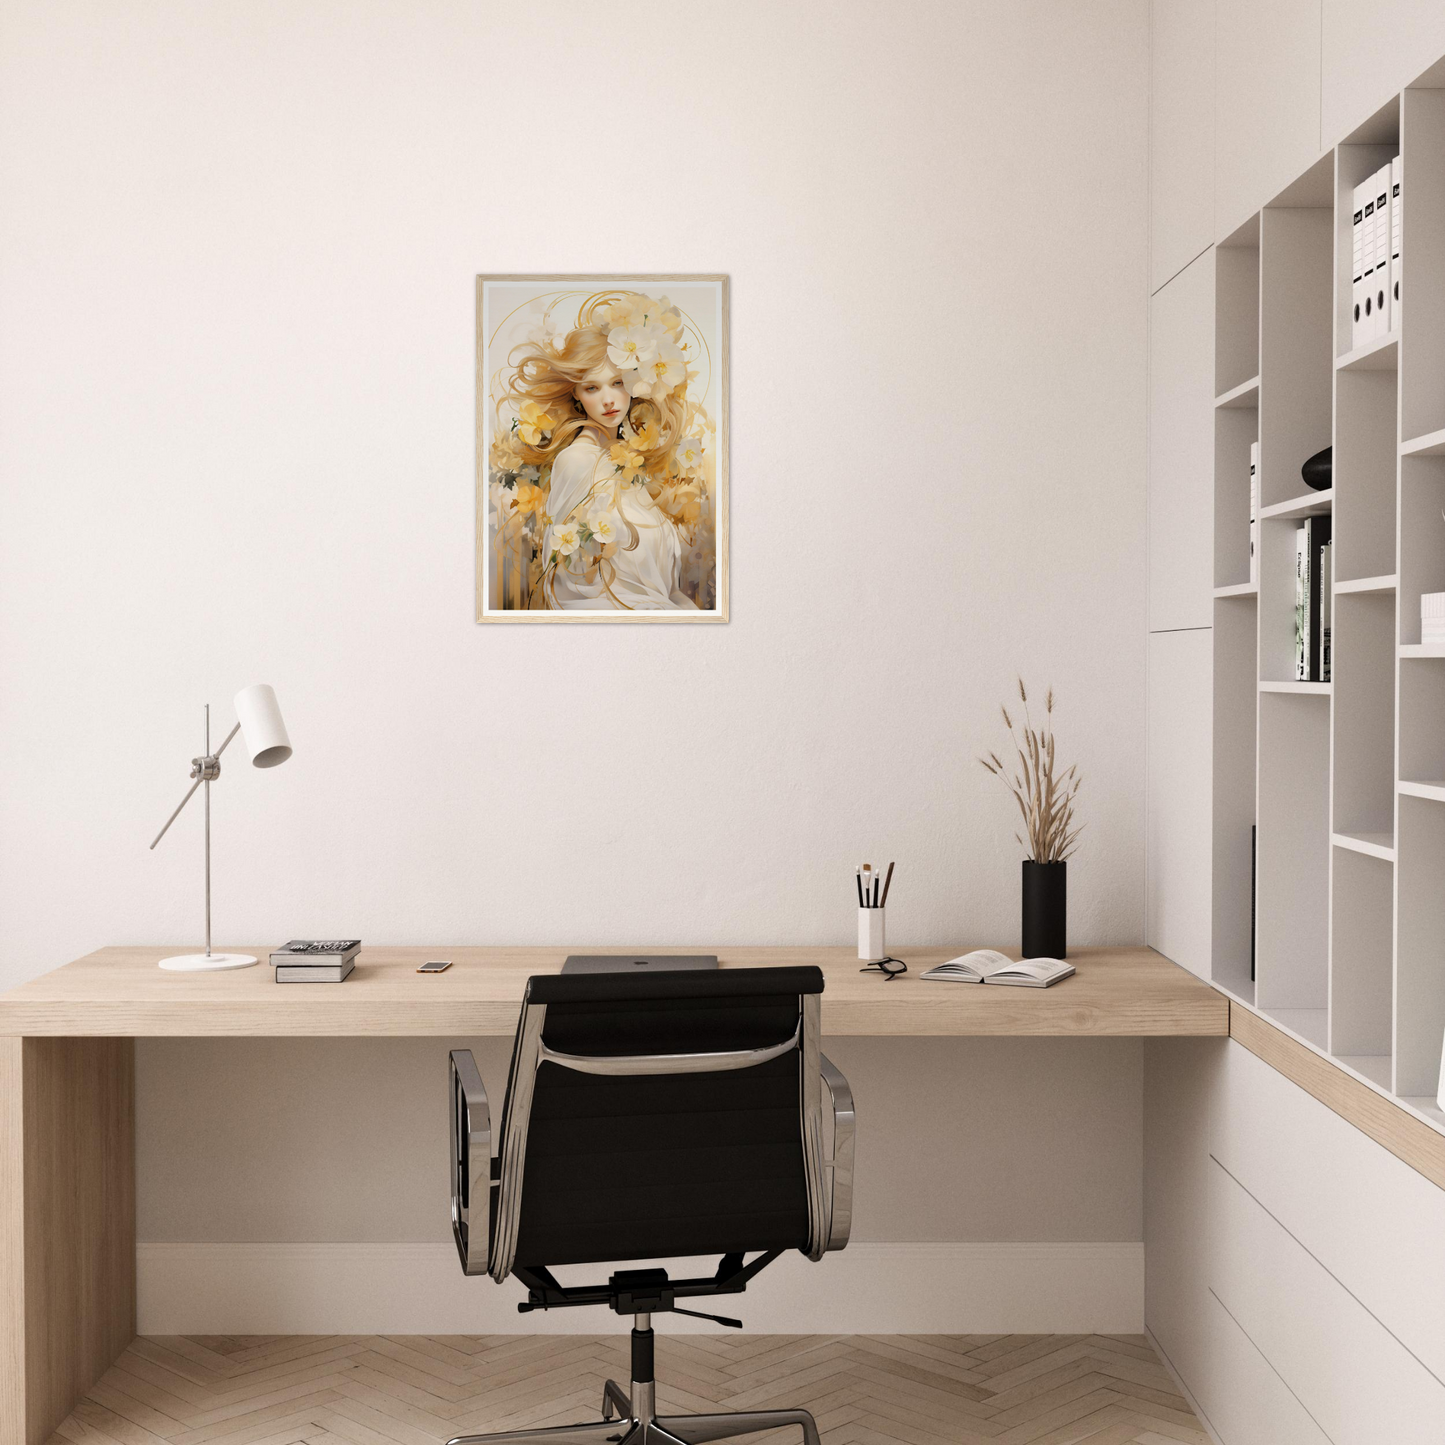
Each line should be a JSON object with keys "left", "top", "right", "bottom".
{"left": 1213, "top": 1040, "right": 1445, "bottom": 1384}
{"left": 1322, "top": 0, "right": 1445, "bottom": 145}
{"left": 1149, "top": 251, "right": 1215, "bottom": 631}
{"left": 1147, "top": 629, "right": 1213, "bottom": 978}
{"left": 1150, "top": 0, "right": 1215, "bottom": 291}
{"left": 1210, "top": 1155, "right": 1445, "bottom": 1444}
{"left": 1215, "top": 0, "right": 1323, "bottom": 237}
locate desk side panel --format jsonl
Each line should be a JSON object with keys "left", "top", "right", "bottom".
{"left": 1, "top": 1040, "right": 23, "bottom": 1445}
{"left": 20, "top": 1039, "right": 135, "bottom": 1445}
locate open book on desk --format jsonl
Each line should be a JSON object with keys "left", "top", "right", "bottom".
{"left": 920, "top": 950, "right": 1075, "bottom": 988}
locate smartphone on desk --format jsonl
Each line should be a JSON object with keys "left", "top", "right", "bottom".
{"left": 417, "top": 959, "right": 452, "bottom": 973}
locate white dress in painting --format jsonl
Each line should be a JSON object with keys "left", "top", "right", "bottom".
{"left": 541, "top": 435, "right": 697, "bottom": 610}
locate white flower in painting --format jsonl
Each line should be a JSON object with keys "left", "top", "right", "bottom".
{"left": 607, "top": 324, "right": 659, "bottom": 372}
{"left": 628, "top": 338, "right": 686, "bottom": 398}
{"left": 674, "top": 435, "right": 706, "bottom": 473}
{"left": 552, "top": 523, "right": 581, "bottom": 557}
{"left": 587, "top": 511, "right": 621, "bottom": 547}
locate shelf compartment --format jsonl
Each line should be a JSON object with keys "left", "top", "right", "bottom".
{"left": 1334, "top": 368, "right": 1398, "bottom": 581}
{"left": 1333, "top": 830, "right": 1396, "bottom": 861}
{"left": 1260, "top": 489, "right": 1333, "bottom": 520}
{"left": 1216, "top": 220, "right": 1260, "bottom": 398}
{"left": 1401, "top": 87, "right": 1445, "bottom": 444}
{"left": 1214, "top": 405, "right": 1259, "bottom": 589}
{"left": 1215, "top": 375, "right": 1260, "bottom": 409}
{"left": 1265, "top": 1007, "right": 1329, "bottom": 1051}
{"left": 1330, "top": 848, "right": 1393, "bottom": 1062}
{"left": 1255, "top": 692, "right": 1331, "bottom": 1016}
{"left": 1336, "top": 139, "right": 1399, "bottom": 362}
{"left": 1260, "top": 681, "right": 1331, "bottom": 695}
{"left": 1336, "top": 335, "right": 1398, "bottom": 371}
{"left": 1396, "top": 795, "right": 1445, "bottom": 1097}
{"left": 1400, "top": 641, "right": 1445, "bottom": 784}
{"left": 1401, "top": 427, "right": 1445, "bottom": 457}
{"left": 1397, "top": 455, "right": 1445, "bottom": 644}
{"left": 1336, "top": 1054, "right": 1393, "bottom": 1090}
{"left": 1259, "top": 203, "right": 1332, "bottom": 510}
{"left": 1336, "top": 574, "right": 1397, "bottom": 594}
{"left": 1212, "top": 593, "right": 1259, "bottom": 1003}
{"left": 1332, "top": 591, "right": 1396, "bottom": 839}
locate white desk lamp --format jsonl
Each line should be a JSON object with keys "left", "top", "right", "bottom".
{"left": 149, "top": 684, "right": 292, "bottom": 972}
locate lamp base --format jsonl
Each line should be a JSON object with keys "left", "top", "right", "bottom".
{"left": 158, "top": 952, "right": 258, "bottom": 972}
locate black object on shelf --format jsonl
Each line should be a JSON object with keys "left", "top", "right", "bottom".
{"left": 1022, "top": 860, "right": 1066, "bottom": 959}
{"left": 1301, "top": 445, "right": 1332, "bottom": 491}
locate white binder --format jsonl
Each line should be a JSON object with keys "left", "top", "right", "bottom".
{"left": 1391, "top": 154, "right": 1402, "bottom": 333}
{"left": 1351, "top": 180, "right": 1367, "bottom": 349}
{"left": 1373, "top": 165, "right": 1391, "bottom": 341}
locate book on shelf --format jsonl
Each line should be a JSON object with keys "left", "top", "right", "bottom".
{"left": 1249, "top": 441, "right": 1259, "bottom": 585}
{"left": 1320, "top": 538, "right": 1332, "bottom": 682}
{"left": 1295, "top": 526, "right": 1308, "bottom": 679}
{"left": 920, "top": 950, "right": 1074, "bottom": 988}
{"left": 276, "top": 958, "right": 355, "bottom": 984}
{"left": 269, "top": 939, "right": 362, "bottom": 966}
{"left": 1293, "top": 517, "right": 1332, "bottom": 681}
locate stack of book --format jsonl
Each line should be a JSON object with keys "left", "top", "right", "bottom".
{"left": 1352, "top": 157, "right": 1402, "bottom": 348}
{"left": 270, "top": 939, "right": 361, "bottom": 983}
{"left": 1294, "top": 518, "right": 1332, "bottom": 682}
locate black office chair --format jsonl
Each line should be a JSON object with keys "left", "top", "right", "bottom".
{"left": 446, "top": 965, "right": 855, "bottom": 1445}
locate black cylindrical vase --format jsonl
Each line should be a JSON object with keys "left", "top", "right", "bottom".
{"left": 1022, "top": 860, "right": 1067, "bottom": 958}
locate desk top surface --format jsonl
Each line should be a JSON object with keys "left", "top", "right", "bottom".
{"left": 0, "top": 945, "right": 1227, "bottom": 1037}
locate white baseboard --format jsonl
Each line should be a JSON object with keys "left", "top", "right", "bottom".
{"left": 137, "top": 1241, "right": 1143, "bottom": 1335}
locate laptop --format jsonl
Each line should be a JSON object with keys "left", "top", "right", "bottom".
{"left": 561, "top": 954, "right": 719, "bottom": 974}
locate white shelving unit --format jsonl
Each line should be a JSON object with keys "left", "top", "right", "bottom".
{"left": 1211, "top": 78, "right": 1445, "bottom": 1132}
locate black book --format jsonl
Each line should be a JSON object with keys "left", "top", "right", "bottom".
{"left": 1305, "top": 515, "right": 1332, "bottom": 681}
{"left": 270, "top": 939, "right": 361, "bottom": 965}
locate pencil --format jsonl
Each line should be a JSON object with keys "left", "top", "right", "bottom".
{"left": 880, "top": 860, "right": 895, "bottom": 907}
{"left": 855, "top": 869, "right": 865, "bottom": 908}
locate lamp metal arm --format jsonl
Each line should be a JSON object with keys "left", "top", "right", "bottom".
{"left": 148, "top": 721, "right": 242, "bottom": 850}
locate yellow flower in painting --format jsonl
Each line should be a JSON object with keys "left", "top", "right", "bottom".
{"left": 607, "top": 324, "right": 659, "bottom": 372}
{"left": 513, "top": 480, "right": 547, "bottom": 518}
{"left": 516, "top": 401, "right": 556, "bottom": 447}
{"left": 552, "top": 522, "right": 581, "bottom": 557}
{"left": 674, "top": 435, "right": 705, "bottom": 473}
{"left": 629, "top": 339, "right": 685, "bottom": 399}
{"left": 629, "top": 420, "right": 660, "bottom": 451}
{"left": 606, "top": 293, "right": 648, "bottom": 328}
{"left": 588, "top": 512, "right": 620, "bottom": 547}
{"left": 609, "top": 440, "right": 644, "bottom": 473}
{"left": 491, "top": 430, "right": 527, "bottom": 475}
{"left": 654, "top": 296, "right": 684, "bottom": 337}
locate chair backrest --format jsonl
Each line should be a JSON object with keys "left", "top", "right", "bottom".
{"left": 488, "top": 965, "right": 828, "bottom": 1281}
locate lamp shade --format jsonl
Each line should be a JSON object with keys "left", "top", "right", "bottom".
{"left": 233, "top": 684, "right": 292, "bottom": 768}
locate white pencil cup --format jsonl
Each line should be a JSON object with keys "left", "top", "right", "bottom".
{"left": 858, "top": 907, "right": 887, "bottom": 962}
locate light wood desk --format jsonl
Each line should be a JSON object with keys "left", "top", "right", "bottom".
{"left": 0, "top": 944, "right": 1224, "bottom": 1445}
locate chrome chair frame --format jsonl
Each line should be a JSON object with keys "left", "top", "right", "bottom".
{"left": 446, "top": 985, "right": 854, "bottom": 1445}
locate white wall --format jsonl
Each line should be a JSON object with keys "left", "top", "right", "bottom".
{"left": 0, "top": 0, "right": 1152, "bottom": 1323}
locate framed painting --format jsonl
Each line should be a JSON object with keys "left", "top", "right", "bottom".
{"left": 476, "top": 274, "right": 728, "bottom": 622}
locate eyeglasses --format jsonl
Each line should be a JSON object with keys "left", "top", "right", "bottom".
{"left": 859, "top": 956, "right": 908, "bottom": 981}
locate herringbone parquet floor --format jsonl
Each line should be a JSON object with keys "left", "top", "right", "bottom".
{"left": 49, "top": 1334, "right": 1210, "bottom": 1445}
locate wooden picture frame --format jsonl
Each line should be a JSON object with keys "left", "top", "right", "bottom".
{"left": 476, "top": 274, "right": 729, "bottom": 622}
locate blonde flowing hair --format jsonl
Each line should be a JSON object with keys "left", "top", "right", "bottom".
{"left": 503, "top": 293, "right": 690, "bottom": 475}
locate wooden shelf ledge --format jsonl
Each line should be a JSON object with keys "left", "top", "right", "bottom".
{"left": 1230, "top": 1003, "right": 1445, "bottom": 1191}
{"left": 1214, "top": 375, "right": 1260, "bottom": 409}
{"left": 1335, "top": 333, "right": 1398, "bottom": 371}
{"left": 1332, "top": 830, "right": 1396, "bottom": 862}
{"left": 1260, "top": 489, "right": 1332, "bottom": 521}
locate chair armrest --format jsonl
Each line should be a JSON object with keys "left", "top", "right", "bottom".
{"left": 819, "top": 1052, "right": 855, "bottom": 1251}
{"left": 449, "top": 1049, "right": 492, "bottom": 1276}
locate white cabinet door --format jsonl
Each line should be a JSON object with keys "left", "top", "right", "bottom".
{"left": 1215, "top": 0, "right": 1323, "bottom": 237}
{"left": 1147, "top": 628, "right": 1213, "bottom": 978}
{"left": 1149, "top": 251, "right": 1215, "bottom": 632}
{"left": 1151, "top": 0, "right": 1215, "bottom": 292}
{"left": 1322, "top": 0, "right": 1445, "bottom": 145}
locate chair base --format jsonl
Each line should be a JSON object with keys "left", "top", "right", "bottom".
{"left": 446, "top": 1379, "right": 821, "bottom": 1445}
